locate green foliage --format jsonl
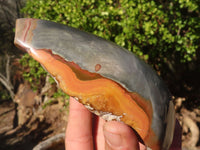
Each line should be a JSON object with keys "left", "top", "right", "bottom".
{"left": 52, "top": 88, "right": 69, "bottom": 100}
{"left": 54, "top": 89, "right": 70, "bottom": 109}
{"left": 20, "top": 53, "right": 47, "bottom": 91}
{"left": 42, "top": 89, "right": 69, "bottom": 109}
{"left": 42, "top": 99, "right": 54, "bottom": 109}
{"left": 52, "top": 88, "right": 70, "bottom": 109}
{"left": 22, "top": 0, "right": 199, "bottom": 72}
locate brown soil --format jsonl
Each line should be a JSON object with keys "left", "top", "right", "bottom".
{"left": 0, "top": 100, "right": 68, "bottom": 150}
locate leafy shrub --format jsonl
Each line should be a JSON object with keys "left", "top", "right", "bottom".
{"left": 20, "top": 53, "right": 47, "bottom": 91}
{"left": 22, "top": 0, "right": 199, "bottom": 73}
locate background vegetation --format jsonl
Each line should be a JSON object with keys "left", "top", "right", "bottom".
{"left": 22, "top": 0, "right": 199, "bottom": 69}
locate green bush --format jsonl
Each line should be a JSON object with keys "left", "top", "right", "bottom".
{"left": 22, "top": 0, "right": 199, "bottom": 72}
{"left": 20, "top": 53, "right": 47, "bottom": 91}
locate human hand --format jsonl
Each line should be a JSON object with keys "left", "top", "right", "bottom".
{"left": 65, "top": 97, "right": 181, "bottom": 150}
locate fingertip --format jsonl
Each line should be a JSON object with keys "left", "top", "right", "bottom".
{"left": 69, "top": 96, "right": 85, "bottom": 110}
{"left": 103, "top": 121, "right": 134, "bottom": 135}
{"left": 103, "top": 121, "right": 140, "bottom": 150}
{"left": 65, "top": 97, "right": 93, "bottom": 150}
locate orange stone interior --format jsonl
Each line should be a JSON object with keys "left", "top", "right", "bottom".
{"left": 25, "top": 48, "right": 160, "bottom": 149}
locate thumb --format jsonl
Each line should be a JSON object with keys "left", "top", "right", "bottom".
{"left": 103, "top": 121, "right": 140, "bottom": 150}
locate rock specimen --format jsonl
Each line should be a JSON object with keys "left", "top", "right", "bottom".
{"left": 14, "top": 18, "right": 175, "bottom": 150}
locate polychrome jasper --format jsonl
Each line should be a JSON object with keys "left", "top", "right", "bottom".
{"left": 14, "top": 18, "right": 175, "bottom": 150}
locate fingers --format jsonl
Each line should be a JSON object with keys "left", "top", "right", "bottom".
{"left": 92, "top": 115, "right": 106, "bottom": 150}
{"left": 65, "top": 97, "right": 147, "bottom": 150}
{"left": 103, "top": 121, "right": 142, "bottom": 150}
{"left": 65, "top": 97, "right": 93, "bottom": 150}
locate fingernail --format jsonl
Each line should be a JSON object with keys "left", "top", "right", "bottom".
{"left": 104, "top": 130, "right": 123, "bottom": 147}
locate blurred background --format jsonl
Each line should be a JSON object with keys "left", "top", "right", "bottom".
{"left": 0, "top": 0, "right": 199, "bottom": 150}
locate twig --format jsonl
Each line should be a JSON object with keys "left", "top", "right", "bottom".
{"left": 6, "top": 54, "right": 10, "bottom": 82}
{"left": 0, "top": 73, "right": 14, "bottom": 99}
{"left": 0, "top": 54, "right": 15, "bottom": 99}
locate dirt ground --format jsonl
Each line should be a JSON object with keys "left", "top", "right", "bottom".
{"left": 0, "top": 100, "right": 68, "bottom": 150}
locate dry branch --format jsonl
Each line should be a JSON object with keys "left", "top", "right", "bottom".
{"left": 0, "top": 54, "right": 14, "bottom": 99}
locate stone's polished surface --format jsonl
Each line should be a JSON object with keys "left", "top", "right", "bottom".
{"left": 14, "top": 18, "right": 175, "bottom": 150}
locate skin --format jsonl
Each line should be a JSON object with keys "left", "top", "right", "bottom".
{"left": 65, "top": 97, "right": 181, "bottom": 150}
